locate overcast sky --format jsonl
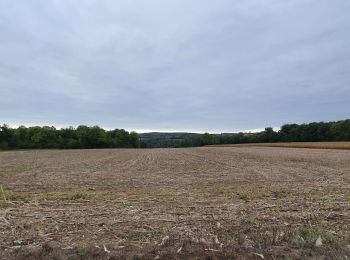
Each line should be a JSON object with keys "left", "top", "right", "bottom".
{"left": 0, "top": 0, "right": 349, "bottom": 132}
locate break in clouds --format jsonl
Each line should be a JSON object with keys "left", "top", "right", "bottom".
{"left": 0, "top": 0, "right": 350, "bottom": 132}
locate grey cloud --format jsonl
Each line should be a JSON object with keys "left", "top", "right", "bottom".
{"left": 0, "top": 0, "right": 349, "bottom": 132}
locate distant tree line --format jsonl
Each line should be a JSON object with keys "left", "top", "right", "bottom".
{"left": 140, "top": 119, "right": 350, "bottom": 148}
{"left": 0, "top": 125, "right": 139, "bottom": 150}
{"left": 139, "top": 136, "right": 202, "bottom": 148}
{"left": 1, "top": 119, "right": 349, "bottom": 150}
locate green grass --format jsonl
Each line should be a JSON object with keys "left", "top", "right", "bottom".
{"left": 0, "top": 188, "right": 120, "bottom": 202}
{"left": 0, "top": 189, "right": 26, "bottom": 201}
{"left": 127, "top": 229, "right": 163, "bottom": 241}
{"left": 75, "top": 248, "right": 88, "bottom": 257}
{"left": 344, "top": 193, "right": 350, "bottom": 202}
{"left": 0, "top": 166, "right": 20, "bottom": 175}
{"left": 38, "top": 191, "right": 117, "bottom": 201}
{"left": 294, "top": 226, "right": 341, "bottom": 248}
{"left": 238, "top": 192, "right": 249, "bottom": 202}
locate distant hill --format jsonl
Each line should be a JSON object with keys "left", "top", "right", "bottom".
{"left": 139, "top": 132, "right": 200, "bottom": 141}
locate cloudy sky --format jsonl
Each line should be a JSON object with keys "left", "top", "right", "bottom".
{"left": 0, "top": 0, "right": 349, "bottom": 132}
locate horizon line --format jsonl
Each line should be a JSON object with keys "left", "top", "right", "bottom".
{"left": 2, "top": 122, "right": 280, "bottom": 134}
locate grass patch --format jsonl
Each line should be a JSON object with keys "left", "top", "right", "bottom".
{"left": 38, "top": 191, "right": 117, "bottom": 201}
{"left": 294, "top": 226, "right": 341, "bottom": 248}
{"left": 344, "top": 193, "right": 350, "bottom": 202}
{"left": 75, "top": 248, "right": 88, "bottom": 257}
{"left": 0, "top": 166, "right": 20, "bottom": 175}
{"left": 244, "top": 218, "right": 258, "bottom": 227}
{"left": 238, "top": 192, "right": 249, "bottom": 202}
{"left": 0, "top": 189, "right": 124, "bottom": 202}
{"left": 204, "top": 183, "right": 273, "bottom": 201}
{"left": 0, "top": 188, "right": 27, "bottom": 201}
{"left": 127, "top": 229, "right": 163, "bottom": 241}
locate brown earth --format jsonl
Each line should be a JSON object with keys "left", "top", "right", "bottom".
{"left": 0, "top": 147, "right": 349, "bottom": 259}
{"left": 208, "top": 141, "right": 350, "bottom": 150}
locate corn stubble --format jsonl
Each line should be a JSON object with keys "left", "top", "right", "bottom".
{"left": 0, "top": 147, "right": 349, "bottom": 259}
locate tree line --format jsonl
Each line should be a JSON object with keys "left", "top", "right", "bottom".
{"left": 1, "top": 119, "right": 349, "bottom": 150}
{"left": 140, "top": 119, "right": 350, "bottom": 147}
{"left": 0, "top": 125, "right": 139, "bottom": 149}
{"left": 196, "top": 119, "right": 350, "bottom": 146}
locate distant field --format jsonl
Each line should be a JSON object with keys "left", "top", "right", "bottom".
{"left": 0, "top": 147, "right": 350, "bottom": 259}
{"left": 208, "top": 141, "right": 350, "bottom": 150}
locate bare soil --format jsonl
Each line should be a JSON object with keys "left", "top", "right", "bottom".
{"left": 208, "top": 141, "right": 350, "bottom": 150}
{"left": 0, "top": 147, "right": 349, "bottom": 259}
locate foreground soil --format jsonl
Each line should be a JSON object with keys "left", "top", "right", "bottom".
{"left": 208, "top": 141, "right": 350, "bottom": 150}
{"left": 0, "top": 147, "right": 349, "bottom": 259}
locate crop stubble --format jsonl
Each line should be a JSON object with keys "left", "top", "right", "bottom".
{"left": 0, "top": 147, "right": 349, "bottom": 259}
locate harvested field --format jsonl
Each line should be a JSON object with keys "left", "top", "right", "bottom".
{"left": 0, "top": 147, "right": 350, "bottom": 259}
{"left": 208, "top": 141, "right": 350, "bottom": 150}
